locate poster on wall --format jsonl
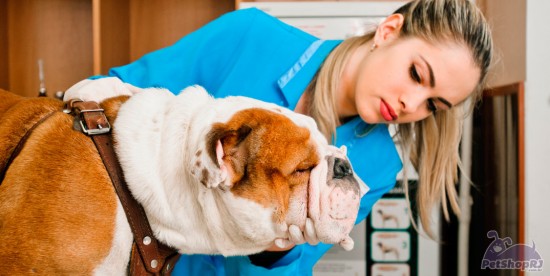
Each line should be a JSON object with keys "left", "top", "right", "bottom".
{"left": 239, "top": 1, "right": 406, "bottom": 39}
{"left": 366, "top": 181, "right": 418, "bottom": 276}
{"left": 313, "top": 181, "right": 418, "bottom": 276}
{"left": 314, "top": 220, "right": 367, "bottom": 275}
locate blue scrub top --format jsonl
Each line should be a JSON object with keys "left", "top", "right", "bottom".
{"left": 103, "top": 7, "right": 402, "bottom": 276}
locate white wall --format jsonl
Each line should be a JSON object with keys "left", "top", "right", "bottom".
{"left": 525, "top": 0, "right": 550, "bottom": 274}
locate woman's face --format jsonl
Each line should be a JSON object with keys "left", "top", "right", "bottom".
{"left": 339, "top": 15, "right": 481, "bottom": 124}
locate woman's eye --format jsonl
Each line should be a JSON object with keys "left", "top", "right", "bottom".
{"left": 409, "top": 64, "right": 421, "bottom": 83}
{"left": 427, "top": 99, "right": 437, "bottom": 112}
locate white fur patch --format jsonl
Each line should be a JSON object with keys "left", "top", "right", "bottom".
{"left": 93, "top": 202, "right": 133, "bottom": 275}
{"left": 107, "top": 84, "right": 353, "bottom": 257}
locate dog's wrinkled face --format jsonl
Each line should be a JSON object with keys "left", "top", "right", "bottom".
{"left": 188, "top": 99, "right": 361, "bottom": 252}
{"left": 200, "top": 108, "right": 320, "bottom": 224}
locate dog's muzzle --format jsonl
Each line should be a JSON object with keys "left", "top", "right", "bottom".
{"left": 306, "top": 147, "right": 363, "bottom": 250}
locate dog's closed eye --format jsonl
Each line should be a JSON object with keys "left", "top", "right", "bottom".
{"left": 292, "top": 166, "right": 313, "bottom": 176}
{"left": 289, "top": 165, "right": 315, "bottom": 186}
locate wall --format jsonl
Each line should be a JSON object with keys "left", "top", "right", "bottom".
{"left": 525, "top": 1, "right": 550, "bottom": 275}
{"left": 481, "top": 0, "right": 526, "bottom": 88}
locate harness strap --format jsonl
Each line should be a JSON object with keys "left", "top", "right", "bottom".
{"left": 67, "top": 99, "right": 180, "bottom": 275}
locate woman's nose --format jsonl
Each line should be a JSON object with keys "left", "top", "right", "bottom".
{"left": 399, "top": 91, "right": 426, "bottom": 114}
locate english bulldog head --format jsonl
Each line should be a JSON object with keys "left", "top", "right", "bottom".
{"left": 187, "top": 90, "right": 362, "bottom": 253}
{"left": 87, "top": 83, "right": 362, "bottom": 256}
{"left": 193, "top": 107, "right": 321, "bottom": 226}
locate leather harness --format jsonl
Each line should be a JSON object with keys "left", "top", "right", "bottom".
{"left": 1, "top": 100, "right": 180, "bottom": 275}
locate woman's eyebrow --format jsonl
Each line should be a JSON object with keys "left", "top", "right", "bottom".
{"left": 419, "top": 56, "right": 453, "bottom": 108}
{"left": 420, "top": 56, "right": 435, "bottom": 88}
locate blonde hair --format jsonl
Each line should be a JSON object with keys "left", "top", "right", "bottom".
{"left": 305, "top": 0, "right": 493, "bottom": 238}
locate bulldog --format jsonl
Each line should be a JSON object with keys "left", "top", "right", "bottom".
{"left": 0, "top": 81, "right": 365, "bottom": 274}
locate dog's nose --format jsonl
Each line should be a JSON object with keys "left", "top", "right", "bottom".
{"left": 333, "top": 158, "right": 352, "bottom": 179}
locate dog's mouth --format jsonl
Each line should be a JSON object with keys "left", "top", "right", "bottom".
{"left": 304, "top": 147, "right": 362, "bottom": 246}
{"left": 282, "top": 146, "right": 363, "bottom": 250}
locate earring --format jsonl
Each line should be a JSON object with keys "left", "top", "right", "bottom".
{"left": 370, "top": 43, "right": 378, "bottom": 52}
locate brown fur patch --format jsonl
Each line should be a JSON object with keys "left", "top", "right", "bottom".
{"left": 100, "top": 95, "right": 130, "bottom": 123}
{"left": 211, "top": 108, "right": 320, "bottom": 223}
{"left": 0, "top": 89, "right": 118, "bottom": 274}
{"left": 201, "top": 168, "right": 209, "bottom": 186}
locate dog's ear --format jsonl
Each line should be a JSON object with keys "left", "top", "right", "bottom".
{"left": 216, "top": 124, "right": 252, "bottom": 187}
{"left": 191, "top": 123, "right": 252, "bottom": 189}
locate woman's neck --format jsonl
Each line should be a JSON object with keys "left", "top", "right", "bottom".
{"left": 294, "top": 93, "right": 308, "bottom": 115}
{"left": 337, "top": 43, "right": 372, "bottom": 120}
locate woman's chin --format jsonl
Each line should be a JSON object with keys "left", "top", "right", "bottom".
{"left": 358, "top": 113, "right": 380, "bottom": 124}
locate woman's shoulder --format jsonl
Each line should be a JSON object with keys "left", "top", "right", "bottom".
{"left": 222, "top": 7, "right": 290, "bottom": 26}
{"left": 216, "top": 7, "right": 264, "bottom": 23}
{"left": 226, "top": 7, "right": 271, "bottom": 19}
{"left": 209, "top": 8, "right": 279, "bottom": 31}
{"left": 213, "top": 8, "right": 316, "bottom": 41}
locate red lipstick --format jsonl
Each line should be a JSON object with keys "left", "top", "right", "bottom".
{"left": 380, "top": 100, "right": 397, "bottom": 121}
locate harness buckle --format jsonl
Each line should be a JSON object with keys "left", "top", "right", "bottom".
{"left": 78, "top": 108, "right": 111, "bottom": 135}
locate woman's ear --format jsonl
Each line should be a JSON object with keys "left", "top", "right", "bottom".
{"left": 373, "top": 13, "right": 404, "bottom": 46}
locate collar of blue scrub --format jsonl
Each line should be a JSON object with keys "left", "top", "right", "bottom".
{"left": 276, "top": 39, "right": 380, "bottom": 144}
{"left": 276, "top": 39, "right": 342, "bottom": 110}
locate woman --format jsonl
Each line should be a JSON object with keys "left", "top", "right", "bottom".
{"left": 67, "top": 0, "right": 493, "bottom": 274}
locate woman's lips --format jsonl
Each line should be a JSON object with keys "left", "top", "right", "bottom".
{"left": 380, "top": 100, "right": 397, "bottom": 121}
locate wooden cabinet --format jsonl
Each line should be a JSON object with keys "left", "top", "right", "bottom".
{"left": 1, "top": 0, "right": 92, "bottom": 97}
{"left": 0, "top": 1, "right": 9, "bottom": 90}
{"left": 0, "top": 0, "right": 234, "bottom": 97}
